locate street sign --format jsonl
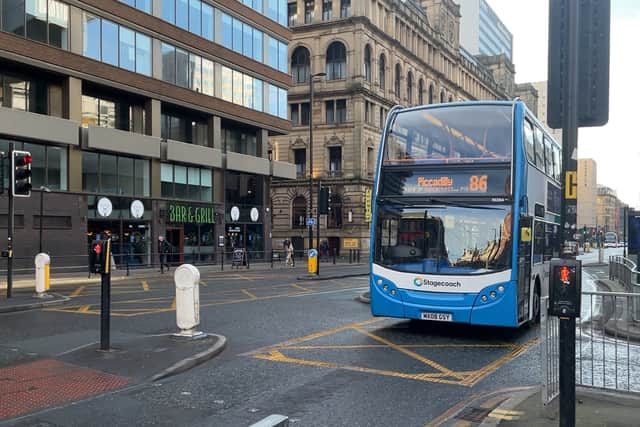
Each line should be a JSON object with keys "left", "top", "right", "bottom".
{"left": 306, "top": 218, "right": 316, "bottom": 226}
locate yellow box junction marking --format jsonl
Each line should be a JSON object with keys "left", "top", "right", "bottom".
{"left": 249, "top": 319, "right": 539, "bottom": 387}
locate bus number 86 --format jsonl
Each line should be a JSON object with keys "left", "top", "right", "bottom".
{"left": 469, "top": 175, "right": 488, "bottom": 192}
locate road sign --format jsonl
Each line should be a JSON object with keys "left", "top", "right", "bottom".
{"left": 306, "top": 218, "right": 316, "bottom": 226}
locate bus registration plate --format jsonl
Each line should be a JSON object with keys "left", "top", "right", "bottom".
{"left": 421, "top": 312, "right": 453, "bottom": 322}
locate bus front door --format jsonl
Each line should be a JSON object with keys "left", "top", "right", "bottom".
{"left": 517, "top": 217, "right": 533, "bottom": 323}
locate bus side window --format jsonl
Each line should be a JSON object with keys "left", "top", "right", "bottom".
{"left": 523, "top": 118, "right": 535, "bottom": 163}
{"left": 544, "top": 137, "right": 553, "bottom": 176}
{"left": 533, "top": 221, "right": 545, "bottom": 264}
{"left": 533, "top": 126, "right": 545, "bottom": 169}
{"left": 552, "top": 146, "right": 561, "bottom": 181}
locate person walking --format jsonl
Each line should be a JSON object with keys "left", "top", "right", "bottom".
{"left": 288, "top": 240, "right": 295, "bottom": 267}
{"left": 158, "top": 236, "right": 172, "bottom": 272}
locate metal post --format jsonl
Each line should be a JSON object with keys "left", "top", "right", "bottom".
{"left": 308, "top": 76, "right": 314, "bottom": 256}
{"left": 6, "top": 143, "right": 14, "bottom": 298}
{"left": 100, "top": 239, "right": 112, "bottom": 351}
{"left": 316, "top": 180, "right": 321, "bottom": 276}
{"left": 624, "top": 206, "right": 628, "bottom": 258}
{"left": 558, "top": 1, "right": 580, "bottom": 426}
{"left": 39, "top": 189, "right": 43, "bottom": 253}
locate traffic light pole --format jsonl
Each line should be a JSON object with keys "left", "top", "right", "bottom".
{"left": 6, "top": 142, "right": 14, "bottom": 298}
{"left": 100, "top": 239, "right": 112, "bottom": 351}
{"left": 316, "top": 181, "right": 321, "bottom": 276}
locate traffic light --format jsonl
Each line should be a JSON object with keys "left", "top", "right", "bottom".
{"left": 318, "top": 186, "right": 330, "bottom": 215}
{"left": 89, "top": 240, "right": 111, "bottom": 274}
{"left": 11, "top": 150, "right": 32, "bottom": 197}
{"left": 549, "top": 259, "right": 582, "bottom": 317}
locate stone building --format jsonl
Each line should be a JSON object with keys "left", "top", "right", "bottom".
{"left": 269, "top": 0, "right": 514, "bottom": 256}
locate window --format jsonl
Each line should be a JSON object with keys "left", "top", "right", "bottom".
{"left": 440, "top": 90, "right": 445, "bottom": 103}
{"left": 364, "top": 45, "right": 371, "bottom": 82}
{"left": 119, "top": 27, "right": 136, "bottom": 72}
{"left": 0, "top": 71, "right": 57, "bottom": 115}
{"left": 533, "top": 126, "right": 544, "bottom": 169}
{"left": 135, "top": 33, "right": 151, "bottom": 76}
{"left": 340, "top": 0, "right": 350, "bottom": 17}
{"left": 176, "top": 0, "right": 188, "bottom": 29}
{"left": 202, "top": 3, "right": 213, "bottom": 40}
{"left": 292, "top": 196, "right": 306, "bottom": 228}
{"left": 329, "top": 146, "right": 341, "bottom": 176}
{"left": 161, "top": 163, "right": 212, "bottom": 201}
{"left": 394, "top": 63, "right": 401, "bottom": 98}
{"left": 326, "top": 41, "right": 346, "bottom": 80}
{"left": 189, "top": 0, "right": 201, "bottom": 35}
{"left": 428, "top": 84, "right": 433, "bottom": 104}
{"left": 378, "top": 54, "right": 385, "bottom": 90}
{"left": 304, "top": 0, "right": 314, "bottom": 23}
{"left": 365, "top": 101, "right": 371, "bottom": 124}
{"left": 161, "top": 110, "right": 209, "bottom": 146}
{"left": 242, "top": 23, "right": 253, "bottom": 58}
{"left": 544, "top": 136, "right": 553, "bottom": 176}
{"left": 406, "top": 71, "right": 413, "bottom": 104}
{"left": 367, "top": 146, "right": 374, "bottom": 176}
{"left": 222, "top": 125, "right": 258, "bottom": 156}
{"left": 26, "top": 0, "right": 48, "bottom": 44}
{"left": 0, "top": 139, "right": 68, "bottom": 190}
{"left": 322, "top": 0, "right": 331, "bottom": 20}
{"left": 3, "top": 0, "right": 26, "bottom": 36}
{"left": 418, "top": 79, "right": 424, "bottom": 104}
{"left": 523, "top": 118, "right": 535, "bottom": 164}
{"left": 267, "top": 35, "right": 278, "bottom": 70}
{"left": 221, "top": 12, "right": 232, "bottom": 48}
{"left": 162, "top": 0, "right": 175, "bottom": 23}
{"left": 232, "top": 18, "right": 242, "bottom": 53}
{"left": 294, "top": 148, "right": 306, "bottom": 177}
{"left": 328, "top": 193, "right": 342, "bottom": 228}
{"left": 288, "top": 2, "right": 297, "bottom": 26}
{"left": 253, "top": 29, "right": 263, "bottom": 62}
{"left": 291, "top": 46, "right": 310, "bottom": 84}
{"left": 82, "top": 152, "right": 149, "bottom": 196}
{"left": 161, "top": 43, "right": 176, "bottom": 84}
{"left": 290, "top": 102, "right": 310, "bottom": 126}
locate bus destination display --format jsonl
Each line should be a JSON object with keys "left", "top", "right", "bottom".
{"left": 381, "top": 169, "right": 510, "bottom": 196}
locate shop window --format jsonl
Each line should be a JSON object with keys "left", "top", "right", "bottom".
{"left": 82, "top": 152, "right": 149, "bottom": 196}
{"left": 328, "top": 193, "right": 342, "bottom": 228}
{"left": 292, "top": 196, "right": 307, "bottom": 228}
{"left": 0, "top": 139, "right": 68, "bottom": 190}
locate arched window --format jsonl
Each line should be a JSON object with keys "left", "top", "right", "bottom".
{"left": 440, "top": 90, "right": 445, "bottom": 103}
{"left": 428, "top": 84, "right": 433, "bottom": 104}
{"left": 378, "top": 53, "right": 386, "bottom": 90}
{"left": 292, "top": 196, "right": 307, "bottom": 229}
{"left": 448, "top": 95, "right": 453, "bottom": 103}
{"left": 418, "top": 79, "right": 424, "bottom": 104}
{"left": 363, "top": 44, "right": 372, "bottom": 82}
{"left": 326, "top": 41, "right": 347, "bottom": 80}
{"left": 328, "top": 194, "right": 343, "bottom": 228}
{"left": 406, "top": 71, "right": 413, "bottom": 104}
{"left": 394, "top": 63, "right": 401, "bottom": 98}
{"left": 291, "top": 46, "right": 310, "bottom": 84}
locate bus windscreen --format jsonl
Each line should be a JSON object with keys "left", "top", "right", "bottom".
{"left": 383, "top": 105, "right": 513, "bottom": 165}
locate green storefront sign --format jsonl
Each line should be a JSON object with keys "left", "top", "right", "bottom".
{"left": 168, "top": 204, "right": 215, "bottom": 224}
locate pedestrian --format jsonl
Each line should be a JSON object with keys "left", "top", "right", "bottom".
{"left": 158, "top": 236, "right": 172, "bottom": 272}
{"left": 288, "top": 240, "right": 295, "bottom": 267}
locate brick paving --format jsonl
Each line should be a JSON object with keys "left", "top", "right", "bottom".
{"left": 0, "top": 359, "right": 130, "bottom": 420}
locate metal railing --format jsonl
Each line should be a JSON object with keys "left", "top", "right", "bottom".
{"left": 577, "top": 291, "right": 640, "bottom": 393}
{"left": 609, "top": 256, "right": 640, "bottom": 320}
{"left": 540, "top": 296, "right": 560, "bottom": 406}
{"left": 541, "top": 291, "right": 640, "bottom": 407}
{"left": 0, "top": 249, "right": 369, "bottom": 278}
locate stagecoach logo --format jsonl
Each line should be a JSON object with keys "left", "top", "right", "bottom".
{"left": 413, "top": 277, "right": 462, "bottom": 288}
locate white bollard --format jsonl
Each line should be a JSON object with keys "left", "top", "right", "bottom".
{"left": 173, "top": 264, "right": 205, "bottom": 339}
{"left": 34, "top": 253, "right": 51, "bottom": 298}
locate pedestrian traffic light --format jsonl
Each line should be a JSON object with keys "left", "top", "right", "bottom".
{"left": 318, "top": 186, "right": 330, "bottom": 215}
{"left": 11, "top": 150, "right": 32, "bottom": 197}
{"left": 549, "top": 259, "right": 582, "bottom": 317}
{"left": 89, "top": 239, "right": 111, "bottom": 274}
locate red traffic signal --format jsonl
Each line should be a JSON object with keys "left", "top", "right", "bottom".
{"left": 560, "top": 266, "right": 571, "bottom": 284}
{"left": 11, "top": 150, "right": 32, "bottom": 197}
{"left": 93, "top": 243, "right": 102, "bottom": 255}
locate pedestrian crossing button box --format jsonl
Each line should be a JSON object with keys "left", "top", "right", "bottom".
{"left": 549, "top": 259, "right": 582, "bottom": 318}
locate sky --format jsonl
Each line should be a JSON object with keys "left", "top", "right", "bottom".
{"left": 486, "top": 0, "right": 640, "bottom": 209}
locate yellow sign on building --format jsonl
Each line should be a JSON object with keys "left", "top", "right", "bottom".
{"left": 343, "top": 238, "right": 359, "bottom": 249}
{"left": 365, "top": 189, "right": 372, "bottom": 222}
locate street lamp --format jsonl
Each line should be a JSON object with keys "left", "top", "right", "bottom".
{"left": 39, "top": 186, "right": 51, "bottom": 253}
{"left": 308, "top": 71, "right": 326, "bottom": 255}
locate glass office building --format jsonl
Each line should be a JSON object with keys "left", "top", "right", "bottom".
{"left": 0, "top": 0, "right": 294, "bottom": 267}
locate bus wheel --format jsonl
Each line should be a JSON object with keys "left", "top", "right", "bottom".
{"left": 531, "top": 280, "right": 541, "bottom": 325}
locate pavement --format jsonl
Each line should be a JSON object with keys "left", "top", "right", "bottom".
{"left": 432, "top": 385, "right": 640, "bottom": 426}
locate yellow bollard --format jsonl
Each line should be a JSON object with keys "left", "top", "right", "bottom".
{"left": 44, "top": 263, "right": 50, "bottom": 291}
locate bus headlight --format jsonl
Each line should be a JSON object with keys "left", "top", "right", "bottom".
{"left": 377, "top": 279, "right": 383, "bottom": 285}
{"left": 498, "top": 285, "right": 505, "bottom": 293}
{"left": 490, "top": 291, "right": 497, "bottom": 299}
{"left": 390, "top": 289, "right": 396, "bottom": 296}
{"left": 383, "top": 285, "right": 389, "bottom": 292}
{"left": 481, "top": 295, "right": 488, "bottom": 302}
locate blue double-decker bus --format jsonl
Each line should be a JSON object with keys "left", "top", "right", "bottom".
{"left": 370, "top": 101, "right": 562, "bottom": 327}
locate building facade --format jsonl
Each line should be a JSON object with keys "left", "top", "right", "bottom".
{"left": 270, "top": 0, "right": 513, "bottom": 256}
{"left": 577, "top": 158, "right": 597, "bottom": 231}
{"left": 0, "top": 0, "right": 294, "bottom": 268}
{"left": 457, "top": 0, "right": 513, "bottom": 60}
{"left": 597, "top": 185, "right": 620, "bottom": 235}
